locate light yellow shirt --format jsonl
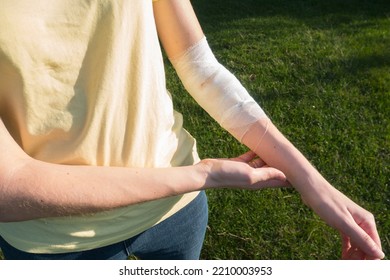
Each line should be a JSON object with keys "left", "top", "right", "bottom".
{"left": 0, "top": 0, "right": 199, "bottom": 253}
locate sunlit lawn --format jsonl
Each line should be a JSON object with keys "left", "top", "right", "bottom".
{"left": 165, "top": 0, "right": 389, "bottom": 259}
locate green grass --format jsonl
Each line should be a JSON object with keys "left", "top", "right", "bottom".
{"left": 1, "top": 0, "right": 388, "bottom": 260}
{"left": 165, "top": 0, "right": 389, "bottom": 259}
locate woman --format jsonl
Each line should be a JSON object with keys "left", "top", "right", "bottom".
{"left": 0, "top": 0, "right": 384, "bottom": 260}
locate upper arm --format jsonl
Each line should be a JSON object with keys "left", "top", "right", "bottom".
{"left": 153, "top": 0, "right": 204, "bottom": 59}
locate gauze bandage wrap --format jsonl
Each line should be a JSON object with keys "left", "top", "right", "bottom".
{"left": 171, "top": 37, "right": 268, "bottom": 141}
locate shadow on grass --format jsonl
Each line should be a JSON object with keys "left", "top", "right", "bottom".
{"left": 193, "top": 0, "right": 390, "bottom": 91}
{"left": 348, "top": 52, "right": 390, "bottom": 72}
{"left": 194, "top": 0, "right": 390, "bottom": 30}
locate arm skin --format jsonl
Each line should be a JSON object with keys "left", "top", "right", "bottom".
{"left": 153, "top": 0, "right": 384, "bottom": 259}
{"left": 0, "top": 118, "right": 287, "bottom": 223}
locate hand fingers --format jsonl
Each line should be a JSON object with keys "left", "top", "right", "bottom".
{"left": 248, "top": 158, "right": 266, "bottom": 168}
{"left": 342, "top": 234, "right": 383, "bottom": 260}
{"left": 232, "top": 150, "right": 257, "bottom": 163}
{"left": 342, "top": 238, "right": 378, "bottom": 260}
{"left": 341, "top": 234, "right": 351, "bottom": 259}
{"left": 253, "top": 179, "right": 292, "bottom": 188}
{"left": 354, "top": 212, "right": 383, "bottom": 253}
{"left": 341, "top": 220, "right": 385, "bottom": 259}
{"left": 231, "top": 151, "right": 267, "bottom": 168}
{"left": 226, "top": 152, "right": 291, "bottom": 188}
{"left": 341, "top": 234, "right": 365, "bottom": 260}
{"left": 251, "top": 167, "right": 291, "bottom": 188}
{"left": 347, "top": 248, "right": 366, "bottom": 260}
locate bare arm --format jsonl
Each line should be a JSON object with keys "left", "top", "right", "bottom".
{"left": 242, "top": 119, "right": 384, "bottom": 260}
{"left": 0, "top": 118, "right": 286, "bottom": 222}
{"left": 153, "top": 0, "right": 384, "bottom": 259}
{"left": 0, "top": 118, "right": 202, "bottom": 222}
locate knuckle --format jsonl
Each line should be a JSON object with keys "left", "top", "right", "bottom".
{"left": 366, "top": 211, "right": 375, "bottom": 221}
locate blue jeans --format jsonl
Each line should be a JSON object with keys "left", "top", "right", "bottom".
{"left": 0, "top": 191, "right": 208, "bottom": 260}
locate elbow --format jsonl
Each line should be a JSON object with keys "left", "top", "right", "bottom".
{"left": 0, "top": 197, "right": 21, "bottom": 223}
{"left": 0, "top": 216, "right": 15, "bottom": 223}
{"left": 0, "top": 188, "right": 35, "bottom": 223}
{"left": 0, "top": 204, "right": 31, "bottom": 223}
{"left": 0, "top": 207, "right": 17, "bottom": 223}
{"left": 0, "top": 158, "right": 36, "bottom": 223}
{"left": 0, "top": 180, "right": 14, "bottom": 223}
{"left": 0, "top": 183, "right": 26, "bottom": 223}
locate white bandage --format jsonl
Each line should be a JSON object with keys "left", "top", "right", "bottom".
{"left": 171, "top": 37, "right": 268, "bottom": 141}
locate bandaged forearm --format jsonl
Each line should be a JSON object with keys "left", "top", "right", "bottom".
{"left": 171, "top": 37, "right": 268, "bottom": 142}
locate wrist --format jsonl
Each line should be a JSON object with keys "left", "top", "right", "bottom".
{"left": 195, "top": 159, "right": 214, "bottom": 189}
{"left": 296, "top": 176, "right": 334, "bottom": 208}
